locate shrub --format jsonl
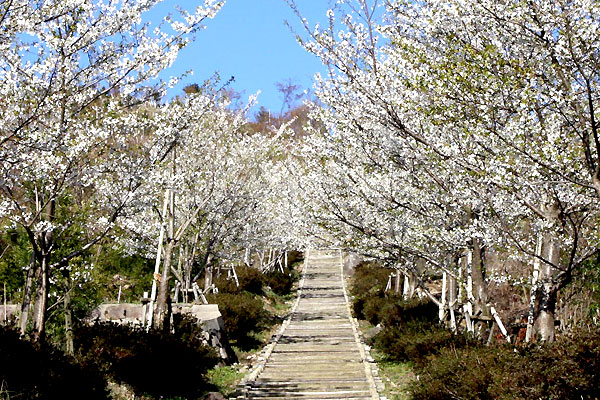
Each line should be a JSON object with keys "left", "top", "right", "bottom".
{"left": 74, "top": 322, "right": 218, "bottom": 398}
{"left": 208, "top": 292, "right": 268, "bottom": 349}
{"left": 362, "top": 296, "right": 389, "bottom": 325}
{"left": 375, "top": 321, "right": 473, "bottom": 365}
{"left": 410, "top": 327, "right": 600, "bottom": 400}
{"left": 409, "top": 344, "right": 501, "bottom": 400}
{"left": 353, "top": 296, "right": 366, "bottom": 320}
{"left": 383, "top": 298, "right": 439, "bottom": 326}
{"left": 349, "top": 261, "right": 392, "bottom": 319}
{"left": 0, "top": 326, "right": 108, "bottom": 400}
{"left": 214, "top": 265, "right": 264, "bottom": 295}
{"left": 262, "top": 269, "right": 299, "bottom": 295}
{"left": 370, "top": 297, "right": 472, "bottom": 365}
{"left": 350, "top": 262, "right": 390, "bottom": 299}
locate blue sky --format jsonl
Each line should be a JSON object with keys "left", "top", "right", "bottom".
{"left": 146, "top": 1, "right": 332, "bottom": 118}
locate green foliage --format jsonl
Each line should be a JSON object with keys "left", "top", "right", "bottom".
{"left": 375, "top": 321, "right": 473, "bottom": 366}
{"left": 0, "top": 325, "right": 108, "bottom": 400}
{"left": 371, "top": 298, "right": 472, "bottom": 365}
{"left": 74, "top": 322, "right": 218, "bottom": 399}
{"left": 578, "top": 254, "right": 600, "bottom": 321}
{"left": 349, "top": 261, "right": 392, "bottom": 320}
{"left": 350, "top": 263, "right": 463, "bottom": 365}
{"left": 0, "top": 228, "right": 30, "bottom": 301}
{"left": 380, "top": 297, "right": 440, "bottom": 327}
{"left": 410, "top": 328, "right": 600, "bottom": 400}
{"left": 214, "top": 263, "right": 299, "bottom": 297}
{"left": 262, "top": 269, "right": 299, "bottom": 296}
{"left": 214, "top": 265, "right": 264, "bottom": 295}
{"left": 206, "top": 366, "right": 245, "bottom": 398}
{"left": 90, "top": 245, "right": 153, "bottom": 304}
{"left": 362, "top": 296, "right": 389, "bottom": 325}
{"left": 207, "top": 292, "right": 268, "bottom": 349}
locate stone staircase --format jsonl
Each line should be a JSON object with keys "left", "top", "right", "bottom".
{"left": 235, "top": 249, "right": 381, "bottom": 399}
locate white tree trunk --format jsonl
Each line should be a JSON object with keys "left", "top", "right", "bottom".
{"left": 439, "top": 271, "right": 447, "bottom": 322}
{"left": 526, "top": 235, "right": 543, "bottom": 342}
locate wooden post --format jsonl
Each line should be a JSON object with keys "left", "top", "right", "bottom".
{"left": 491, "top": 306, "right": 511, "bottom": 343}
{"left": 174, "top": 281, "right": 181, "bottom": 303}
{"left": 486, "top": 322, "right": 496, "bottom": 346}
{"left": 117, "top": 285, "right": 122, "bottom": 304}
{"left": 402, "top": 272, "right": 410, "bottom": 299}
{"left": 449, "top": 306, "right": 457, "bottom": 332}
{"left": 148, "top": 190, "right": 169, "bottom": 329}
{"left": 385, "top": 273, "right": 392, "bottom": 292}
{"left": 448, "top": 269, "right": 457, "bottom": 332}
{"left": 192, "top": 282, "right": 200, "bottom": 303}
{"left": 142, "top": 291, "right": 149, "bottom": 327}
{"left": 3, "top": 282, "right": 6, "bottom": 324}
{"left": 464, "top": 304, "right": 474, "bottom": 333}
{"left": 244, "top": 248, "right": 251, "bottom": 266}
{"left": 231, "top": 265, "right": 239, "bottom": 287}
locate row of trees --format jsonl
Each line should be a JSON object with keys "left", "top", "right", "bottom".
{"left": 284, "top": 0, "right": 600, "bottom": 341}
{"left": 0, "top": 0, "right": 303, "bottom": 342}
{"left": 2, "top": 0, "right": 598, "bottom": 347}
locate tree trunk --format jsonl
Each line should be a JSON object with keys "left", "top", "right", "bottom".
{"left": 471, "top": 238, "right": 488, "bottom": 316}
{"left": 448, "top": 268, "right": 457, "bottom": 331}
{"left": 204, "top": 264, "right": 214, "bottom": 291}
{"left": 526, "top": 235, "right": 543, "bottom": 342}
{"left": 19, "top": 256, "right": 36, "bottom": 335}
{"left": 154, "top": 178, "right": 175, "bottom": 331}
{"left": 154, "top": 239, "right": 174, "bottom": 331}
{"left": 534, "top": 233, "right": 559, "bottom": 342}
{"left": 439, "top": 271, "right": 447, "bottom": 322}
{"left": 31, "top": 252, "right": 50, "bottom": 343}
{"left": 147, "top": 190, "right": 169, "bottom": 328}
{"left": 64, "top": 286, "right": 74, "bottom": 355}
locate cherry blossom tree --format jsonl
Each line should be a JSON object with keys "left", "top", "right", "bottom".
{"left": 0, "top": 0, "right": 223, "bottom": 341}
{"left": 289, "top": 0, "right": 600, "bottom": 341}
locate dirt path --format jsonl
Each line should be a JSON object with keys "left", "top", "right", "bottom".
{"left": 235, "top": 249, "right": 381, "bottom": 399}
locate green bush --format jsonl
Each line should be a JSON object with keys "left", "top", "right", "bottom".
{"left": 214, "top": 265, "right": 264, "bottom": 295}
{"left": 369, "top": 297, "right": 471, "bottom": 365}
{"left": 74, "top": 322, "right": 218, "bottom": 398}
{"left": 349, "top": 262, "right": 392, "bottom": 319}
{"left": 375, "top": 321, "right": 473, "bottom": 365}
{"left": 262, "top": 269, "right": 299, "bottom": 295}
{"left": 0, "top": 326, "right": 108, "bottom": 400}
{"left": 410, "top": 327, "right": 600, "bottom": 400}
{"left": 380, "top": 297, "right": 439, "bottom": 327}
{"left": 208, "top": 292, "right": 268, "bottom": 349}
{"left": 363, "top": 296, "right": 390, "bottom": 325}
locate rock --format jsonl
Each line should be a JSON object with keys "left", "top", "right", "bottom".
{"left": 87, "top": 303, "right": 145, "bottom": 326}
{"left": 0, "top": 304, "right": 20, "bottom": 325}
{"left": 364, "top": 323, "right": 383, "bottom": 341}
{"left": 343, "top": 252, "right": 363, "bottom": 276}
{"left": 202, "top": 392, "right": 225, "bottom": 400}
